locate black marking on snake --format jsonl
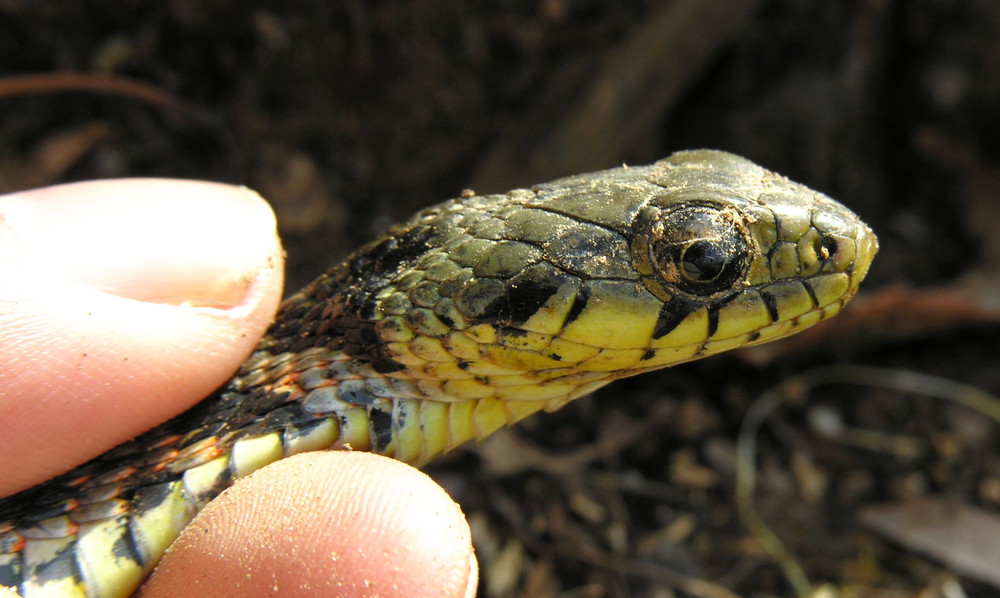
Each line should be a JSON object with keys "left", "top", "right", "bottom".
{"left": 802, "top": 280, "right": 819, "bottom": 307}
{"left": 498, "top": 326, "right": 528, "bottom": 339}
{"left": 640, "top": 349, "right": 656, "bottom": 361}
{"left": 767, "top": 209, "right": 784, "bottom": 258}
{"left": 359, "top": 322, "right": 379, "bottom": 344}
{"left": 480, "top": 293, "right": 512, "bottom": 324}
{"left": 507, "top": 277, "right": 561, "bottom": 325}
{"left": 111, "top": 525, "right": 143, "bottom": 569}
{"left": 652, "top": 297, "right": 695, "bottom": 340}
{"left": 350, "top": 225, "right": 435, "bottom": 278}
{"left": 32, "top": 544, "right": 81, "bottom": 586}
{"left": 337, "top": 380, "right": 380, "bottom": 406}
{"left": 436, "top": 311, "right": 455, "bottom": 328}
{"left": 371, "top": 352, "right": 406, "bottom": 374}
{"left": 131, "top": 478, "right": 180, "bottom": 531}
{"left": 748, "top": 330, "right": 761, "bottom": 343}
{"left": 369, "top": 408, "right": 394, "bottom": 453}
{"left": 455, "top": 277, "right": 511, "bottom": 324}
{"left": 760, "top": 291, "right": 780, "bottom": 322}
{"left": 355, "top": 296, "right": 378, "bottom": 321}
{"left": 563, "top": 285, "right": 591, "bottom": 327}
{"left": 0, "top": 559, "right": 19, "bottom": 592}
{"left": 707, "top": 304, "right": 721, "bottom": 338}
{"left": 705, "top": 293, "right": 740, "bottom": 338}
{"left": 370, "top": 341, "right": 408, "bottom": 373}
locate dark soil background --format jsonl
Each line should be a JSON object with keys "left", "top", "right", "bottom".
{"left": 3, "top": 1, "right": 1000, "bottom": 596}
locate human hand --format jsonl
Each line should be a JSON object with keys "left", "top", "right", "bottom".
{"left": 0, "top": 180, "right": 476, "bottom": 597}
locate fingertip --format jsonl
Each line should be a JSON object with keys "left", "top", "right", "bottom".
{"left": 145, "top": 452, "right": 477, "bottom": 598}
{"left": 0, "top": 180, "right": 284, "bottom": 495}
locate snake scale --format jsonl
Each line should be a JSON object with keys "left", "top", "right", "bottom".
{"left": 0, "top": 150, "right": 877, "bottom": 597}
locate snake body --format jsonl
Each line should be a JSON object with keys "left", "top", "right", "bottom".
{"left": 0, "top": 150, "right": 877, "bottom": 597}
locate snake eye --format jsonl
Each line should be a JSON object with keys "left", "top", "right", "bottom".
{"left": 634, "top": 203, "right": 752, "bottom": 299}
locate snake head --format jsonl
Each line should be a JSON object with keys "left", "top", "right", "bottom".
{"left": 301, "top": 150, "right": 878, "bottom": 405}
{"left": 264, "top": 150, "right": 876, "bottom": 446}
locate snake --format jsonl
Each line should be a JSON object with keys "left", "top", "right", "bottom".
{"left": 0, "top": 150, "right": 877, "bottom": 597}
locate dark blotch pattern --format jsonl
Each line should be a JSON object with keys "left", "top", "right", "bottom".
{"left": 111, "top": 533, "right": 141, "bottom": 568}
{"left": 706, "top": 293, "right": 742, "bottom": 338}
{"left": 0, "top": 560, "right": 19, "bottom": 592}
{"left": 349, "top": 226, "right": 435, "bottom": 278}
{"left": 371, "top": 353, "right": 406, "bottom": 374}
{"left": 803, "top": 280, "right": 820, "bottom": 308}
{"left": 760, "top": 291, "right": 780, "bottom": 322}
{"left": 338, "top": 381, "right": 381, "bottom": 406}
{"left": 707, "top": 305, "right": 720, "bottom": 338}
{"left": 508, "top": 278, "right": 561, "bottom": 325}
{"left": 369, "top": 408, "right": 394, "bottom": 453}
{"left": 31, "top": 546, "right": 80, "bottom": 586}
{"left": 653, "top": 298, "right": 695, "bottom": 340}
{"left": 478, "top": 291, "right": 512, "bottom": 324}
{"left": 455, "top": 278, "right": 510, "bottom": 324}
{"left": 498, "top": 326, "right": 528, "bottom": 339}
{"left": 563, "top": 286, "right": 591, "bottom": 327}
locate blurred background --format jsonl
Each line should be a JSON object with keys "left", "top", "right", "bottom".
{"left": 2, "top": 1, "right": 999, "bottom": 596}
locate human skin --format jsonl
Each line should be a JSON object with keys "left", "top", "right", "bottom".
{"left": 0, "top": 180, "right": 476, "bottom": 598}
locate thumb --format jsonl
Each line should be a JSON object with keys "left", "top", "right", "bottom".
{"left": 143, "top": 452, "right": 478, "bottom": 598}
{"left": 0, "top": 179, "right": 284, "bottom": 495}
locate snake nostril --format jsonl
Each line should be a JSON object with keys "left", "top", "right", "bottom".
{"left": 819, "top": 235, "right": 838, "bottom": 261}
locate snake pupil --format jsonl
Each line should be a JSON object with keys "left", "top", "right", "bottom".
{"left": 680, "top": 240, "right": 726, "bottom": 282}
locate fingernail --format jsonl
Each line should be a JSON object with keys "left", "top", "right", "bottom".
{"left": 0, "top": 179, "right": 281, "bottom": 309}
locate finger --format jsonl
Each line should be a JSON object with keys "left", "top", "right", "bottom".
{"left": 142, "top": 452, "right": 478, "bottom": 598}
{"left": 0, "top": 180, "right": 284, "bottom": 496}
